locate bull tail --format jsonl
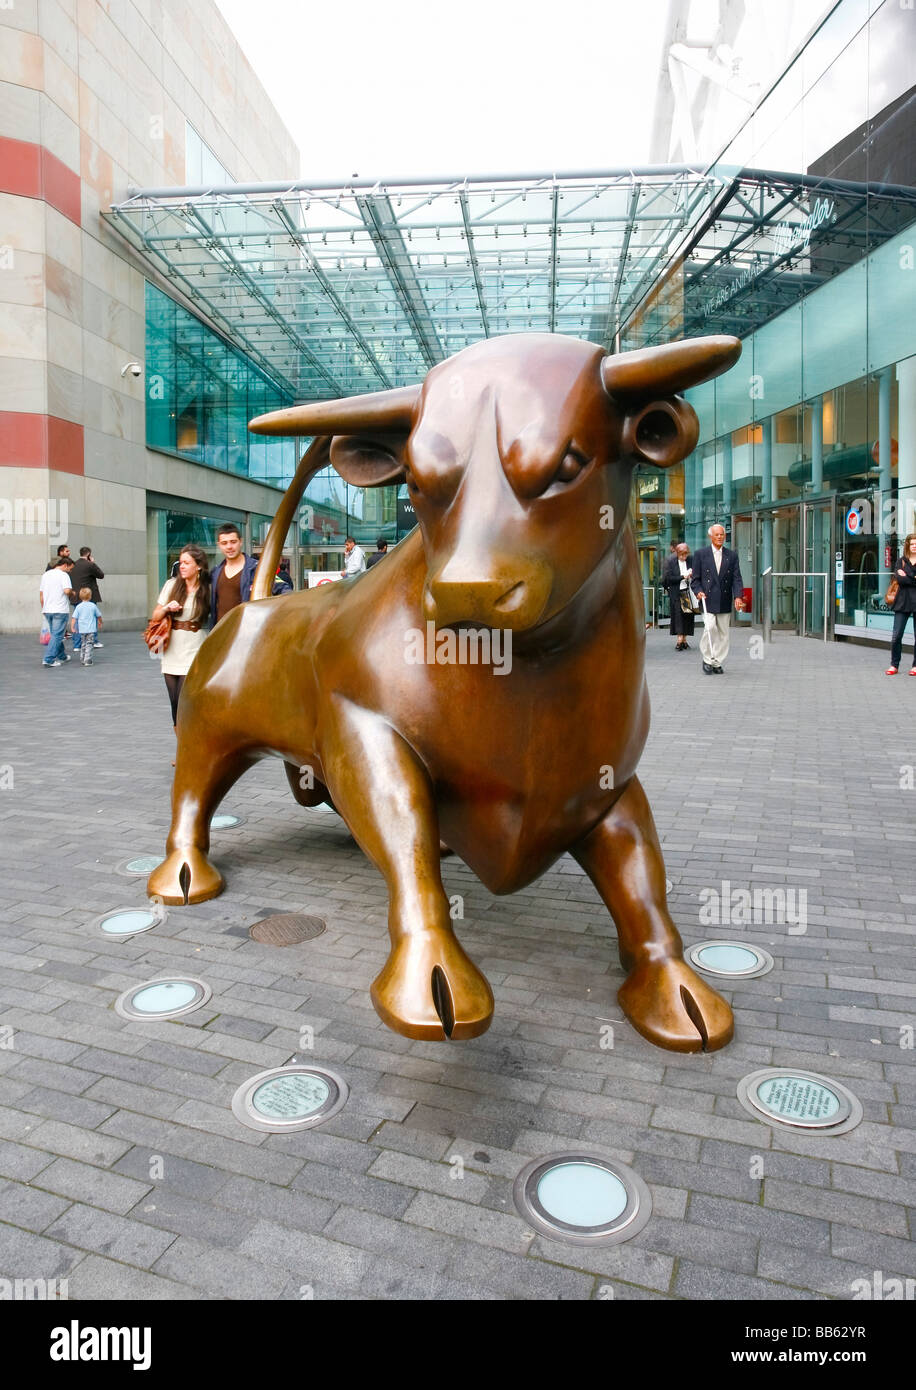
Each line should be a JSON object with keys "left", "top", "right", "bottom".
{"left": 251, "top": 437, "right": 331, "bottom": 601}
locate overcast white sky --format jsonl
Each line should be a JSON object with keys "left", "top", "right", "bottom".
{"left": 214, "top": 0, "right": 672, "bottom": 178}
{"left": 214, "top": 0, "right": 833, "bottom": 181}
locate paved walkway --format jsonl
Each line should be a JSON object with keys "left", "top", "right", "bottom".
{"left": 0, "top": 627, "right": 913, "bottom": 1300}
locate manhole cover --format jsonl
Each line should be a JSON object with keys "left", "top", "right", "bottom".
{"left": 249, "top": 914, "right": 326, "bottom": 946}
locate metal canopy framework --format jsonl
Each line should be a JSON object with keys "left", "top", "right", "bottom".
{"left": 105, "top": 168, "right": 721, "bottom": 399}
{"left": 106, "top": 166, "right": 916, "bottom": 401}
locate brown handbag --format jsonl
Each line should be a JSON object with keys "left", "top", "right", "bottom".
{"left": 143, "top": 613, "right": 172, "bottom": 654}
{"left": 884, "top": 578, "right": 899, "bottom": 606}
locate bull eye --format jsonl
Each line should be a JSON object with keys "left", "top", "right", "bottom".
{"left": 544, "top": 446, "right": 590, "bottom": 495}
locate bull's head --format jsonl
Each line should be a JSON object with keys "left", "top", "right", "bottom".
{"left": 250, "top": 333, "right": 740, "bottom": 631}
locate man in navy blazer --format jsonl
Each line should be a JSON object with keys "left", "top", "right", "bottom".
{"left": 690, "top": 523, "right": 745, "bottom": 673}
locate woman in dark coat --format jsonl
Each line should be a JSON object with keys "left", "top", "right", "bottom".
{"left": 663, "top": 541, "right": 696, "bottom": 651}
{"left": 886, "top": 532, "right": 916, "bottom": 675}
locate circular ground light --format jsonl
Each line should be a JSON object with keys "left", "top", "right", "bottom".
{"left": 211, "top": 813, "right": 244, "bottom": 830}
{"left": 249, "top": 914, "right": 327, "bottom": 946}
{"left": 686, "top": 940, "right": 774, "bottom": 979}
{"left": 737, "top": 1068, "right": 863, "bottom": 1135}
{"left": 513, "top": 1153, "right": 652, "bottom": 1246}
{"left": 94, "top": 906, "right": 165, "bottom": 937}
{"left": 114, "top": 976, "right": 211, "bottom": 1021}
{"left": 231, "top": 1065, "right": 348, "bottom": 1134}
{"left": 115, "top": 854, "right": 164, "bottom": 878}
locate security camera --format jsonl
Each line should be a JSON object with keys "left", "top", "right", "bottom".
{"left": 120, "top": 362, "right": 143, "bottom": 379}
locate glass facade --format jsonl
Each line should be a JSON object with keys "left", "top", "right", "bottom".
{"left": 623, "top": 0, "right": 916, "bottom": 643}
{"left": 145, "top": 282, "right": 305, "bottom": 487}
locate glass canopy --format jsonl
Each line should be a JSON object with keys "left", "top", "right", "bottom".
{"left": 105, "top": 167, "right": 916, "bottom": 401}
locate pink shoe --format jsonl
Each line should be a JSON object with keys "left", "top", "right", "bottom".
{"left": 910, "top": 668, "right": 916, "bottom": 676}
{"left": 885, "top": 666, "right": 897, "bottom": 675}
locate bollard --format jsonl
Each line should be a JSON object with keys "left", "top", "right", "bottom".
{"left": 762, "top": 566, "right": 773, "bottom": 643}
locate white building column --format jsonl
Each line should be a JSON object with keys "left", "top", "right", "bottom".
{"left": 897, "top": 355, "right": 916, "bottom": 536}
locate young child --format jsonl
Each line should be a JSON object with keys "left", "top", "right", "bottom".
{"left": 70, "top": 587, "right": 102, "bottom": 665}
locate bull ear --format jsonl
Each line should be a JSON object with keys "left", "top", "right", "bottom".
{"left": 249, "top": 382, "right": 420, "bottom": 490}
{"left": 329, "top": 433, "right": 409, "bottom": 486}
{"left": 619, "top": 396, "right": 699, "bottom": 468}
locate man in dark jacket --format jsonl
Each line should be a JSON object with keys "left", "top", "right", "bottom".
{"left": 210, "top": 523, "right": 293, "bottom": 626}
{"left": 690, "top": 524, "right": 745, "bottom": 674}
{"left": 366, "top": 538, "right": 389, "bottom": 570}
{"left": 68, "top": 547, "right": 104, "bottom": 650}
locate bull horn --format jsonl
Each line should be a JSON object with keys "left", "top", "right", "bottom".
{"left": 601, "top": 335, "right": 741, "bottom": 398}
{"left": 248, "top": 383, "right": 422, "bottom": 436}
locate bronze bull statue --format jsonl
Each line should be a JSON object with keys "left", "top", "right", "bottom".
{"left": 149, "top": 332, "right": 741, "bottom": 1053}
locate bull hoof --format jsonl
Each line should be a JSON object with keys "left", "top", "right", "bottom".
{"left": 147, "top": 848, "right": 224, "bottom": 906}
{"left": 371, "top": 930, "right": 494, "bottom": 1041}
{"left": 618, "top": 956, "right": 733, "bottom": 1053}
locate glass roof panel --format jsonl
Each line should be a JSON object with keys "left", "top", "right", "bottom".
{"left": 106, "top": 168, "right": 915, "bottom": 400}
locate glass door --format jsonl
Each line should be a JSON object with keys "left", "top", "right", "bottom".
{"left": 757, "top": 507, "right": 801, "bottom": 630}
{"left": 803, "top": 500, "right": 833, "bottom": 639}
{"left": 732, "top": 513, "right": 754, "bottom": 623}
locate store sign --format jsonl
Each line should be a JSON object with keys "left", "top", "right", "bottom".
{"left": 846, "top": 504, "right": 866, "bottom": 535}
{"left": 772, "top": 197, "right": 837, "bottom": 257}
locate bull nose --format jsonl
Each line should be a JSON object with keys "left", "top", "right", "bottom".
{"left": 424, "top": 560, "right": 552, "bottom": 630}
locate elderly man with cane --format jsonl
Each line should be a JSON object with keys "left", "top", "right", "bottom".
{"left": 690, "top": 524, "right": 745, "bottom": 674}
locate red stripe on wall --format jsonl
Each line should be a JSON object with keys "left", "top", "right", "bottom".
{"left": 0, "top": 412, "right": 84, "bottom": 475}
{"left": 0, "top": 136, "right": 81, "bottom": 226}
{"left": 40, "top": 147, "right": 81, "bottom": 225}
{"left": 47, "top": 415, "right": 84, "bottom": 475}
{"left": 0, "top": 136, "right": 42, "bottom": 200}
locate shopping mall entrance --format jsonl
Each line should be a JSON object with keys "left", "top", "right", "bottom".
{"left": 734, "top": 499, "right": 836, "bottom": 639}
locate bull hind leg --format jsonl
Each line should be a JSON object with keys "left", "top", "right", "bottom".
{"left": 284, "top": 759, "right": 331, "bottom": 808}
{"left": 148, "top": 726, "right": 257, "bottom": 906}
{"left": 321, "top": 697, "right": 493, "bottom": 1041}
{"left": 572, "top": 775, "right": 733, "bottom": 1053}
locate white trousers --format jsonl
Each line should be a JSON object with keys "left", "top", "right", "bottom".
{"left": 700, "top": 611, "right": 731, "bottom": 668}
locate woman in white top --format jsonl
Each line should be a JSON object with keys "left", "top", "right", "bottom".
{"left": 150, "top": 544, "right": 212, "bottom": 729}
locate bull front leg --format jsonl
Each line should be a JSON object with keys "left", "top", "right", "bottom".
{"left": 572, "top": 776, "right": 733, "bottom": 1052}
{"left": 321, "top": 697, "right": 493, "bottom": 1041}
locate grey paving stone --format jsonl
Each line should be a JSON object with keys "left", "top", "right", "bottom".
{"left": 0, "top": 1178, "right": 72, "bottom": 1233}
{"left": 64, "top": 1254, "right": 203, "bottom": 1301}
{"left": 152, "top": 1234, "right": 290, "bottom": 1300}
{"left": 322, "top": 1203, "right": 459, "bottom": 1272}
{"left": 367, "top": 1149, "right": 491, "bottom": 1203}
{"left": 530, "top": 1235, "right": 674, "bottom": 1293}
{"left": 126, "top": 1187, "right": 260, "bottom": 1250}
{"left": 764, "top": 1177, "right": 909, "bottom": 1237}
{"left": 690, "top": 1192, "right": 830, "bottom": 1252}
{"left": 403, "top": 1190, "right": 533, "bottom": 1255}
{"left": 4, "top": 632, "right": 916, "bottom": 1301}
{"left": 111, "top": 1148, "right": 231, "bottom": 1201}
{"left": 20, "top": 1119, "right": 131, "bottom": 1168}
{"left": 214, "top": 1175, "right": 338, "bottom": 1232}
{"left": 674, "top": 1261, "right": 820, "bottom": 1301}
{"left": 44, "top": 1202, "right": 178, "bottom": 1268}
{"left": 237, "top": 1219, "right": 372, "bottom": 1289}
{"left": 13, "top": 1084, "right": 117, "bottom": 1129}
{"left": 0, "top": 1224, "right": 84, "bottom": 1279}
{"left": 31, "top": 1156, "right": 154, "bottom": 1216}
{"left": 290, "top": 1160, "right": 414, "bottom": 1219}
